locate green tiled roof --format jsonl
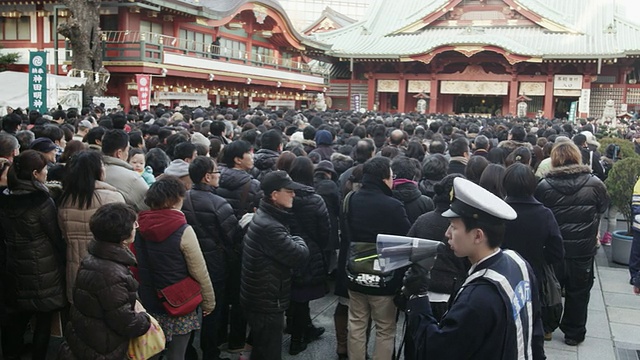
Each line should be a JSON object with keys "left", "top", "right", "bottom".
{"left": 311, "top": 0, "right": 640, "bottom": 59}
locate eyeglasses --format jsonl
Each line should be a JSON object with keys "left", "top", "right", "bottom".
{"left": 208, "top": 170, "right": 221, "bottom": 174}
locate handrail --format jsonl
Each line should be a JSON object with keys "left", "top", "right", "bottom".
{"left": 98, "top": 30, "right": 328, "bottom": 78}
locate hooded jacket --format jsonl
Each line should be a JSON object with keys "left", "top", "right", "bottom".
{"left": 216, "top": 166, "right": 263, "bottom": 219}
{"left": 251, "top": 149, "right": 279, "bottom": 182}
{"left": 58, "top": 241, "right": 150, "bottom": 360}
{"left": 182, "top": 183, "right": 242, "bottom": 284}
{"left": 290, "top": 186, "right": 330, "bottom": 289}
{"left": 0, "top": 179, "right": 66, "bottom": 311}
{"left": 134, "top": 209, "right": 215, "bottom": 314}
{"left": 392, "top": 180, "right": 435, "bottom": 224}
{"left": 241, "top": 199, "right": 309, "bottom": 313}
{"left": 535, "top": 164, "right": 609, "bottom": 258}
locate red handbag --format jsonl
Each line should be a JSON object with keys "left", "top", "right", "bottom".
{"left": 157, "top": 276, "right": 203, "bottom": 317}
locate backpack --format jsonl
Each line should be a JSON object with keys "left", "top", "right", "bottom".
{"left": 343, "top": 191, "right": 395, "bottom": 288}
{"left": 600, "top": 144, "right": 620, "bottom": 178}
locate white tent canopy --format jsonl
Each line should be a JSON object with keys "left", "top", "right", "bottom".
{"left": 0, "top": 71, "right": 86, "bottom": 109}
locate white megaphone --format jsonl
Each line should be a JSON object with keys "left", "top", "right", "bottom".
{"left": 376, "top": 234, "right": 445, "bottom": 273}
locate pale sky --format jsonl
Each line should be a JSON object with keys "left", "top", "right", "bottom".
{"left": 618, "top": 0, "right": 640, "bottom": 23}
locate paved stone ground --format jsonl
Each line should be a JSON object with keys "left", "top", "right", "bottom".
{"left": 6, "top": 217, "right": 640, "bottom": 359}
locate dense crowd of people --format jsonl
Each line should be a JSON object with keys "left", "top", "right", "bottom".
{"left": 0, "top": 102, "right": 629, "bottom": 359}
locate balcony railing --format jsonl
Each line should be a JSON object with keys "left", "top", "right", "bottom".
{"left": 65, "top": 31, "right": 328, "bottom": 82}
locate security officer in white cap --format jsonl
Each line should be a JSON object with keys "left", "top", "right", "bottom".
{"left": 403, "top": 177, "right": 545, "bottom": 360}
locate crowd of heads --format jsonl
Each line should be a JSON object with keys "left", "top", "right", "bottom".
{"left": 0, "top": 103, "right": 633, "bottom": 219}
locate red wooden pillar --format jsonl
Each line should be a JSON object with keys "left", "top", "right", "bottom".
{"left": 508, "top": 77, "right": 518, "bottom": 116}
{"left": 398, "top": 77, "right": 407, "bottom": 113}
{"left": 429, "top": 77, "right": 438, "bottom": 113}
{"left": 367, "top": 76, "right": 375, "bottom": 110}
{"left": 543, "top": 75, "right": 554, "bottom": 118}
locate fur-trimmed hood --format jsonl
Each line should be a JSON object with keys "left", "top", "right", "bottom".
{"left": 544, "top": 164, "right": 593, "bottom": 196}
{"left": 545, "top": 164, "right": 592, "bottom": 178}
{"left": 497, "top": 139, "right": 533, "bottom": 154}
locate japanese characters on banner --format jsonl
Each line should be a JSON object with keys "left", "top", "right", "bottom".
{"left": 29, "top": 51, "right": 47, "bottom": 113}
{"left": 553, "top": 75, "right": 583, "bottom": 89}
{"left": 136, "top": 74, "right": 151, "bottom": 111}
{"left": 578, "top": 89, "right": 591, "bottom": 115}
{"left": 351, "top": 93, "right": 361, "bottom": 111}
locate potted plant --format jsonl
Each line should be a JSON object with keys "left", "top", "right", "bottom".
{"left": 604, "top": 156, "right": 640, "bottom": 264}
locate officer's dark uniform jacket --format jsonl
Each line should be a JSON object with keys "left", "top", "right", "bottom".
{"left": 407, "top": 249, "right": 545, "bottom": 360}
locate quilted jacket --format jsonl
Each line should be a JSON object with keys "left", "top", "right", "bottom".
{"left": 240, "top": 199, "right": 309, "bottom": 313}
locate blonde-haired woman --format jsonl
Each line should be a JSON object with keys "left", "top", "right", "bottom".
{"left": 535, "top": 142, "right": 609, "bottom": 346}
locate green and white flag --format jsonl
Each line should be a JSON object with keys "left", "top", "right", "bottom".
{"left": 29, "top": 51, "right": 47, "bottom": 113}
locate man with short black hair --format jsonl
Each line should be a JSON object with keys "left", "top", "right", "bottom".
{"left": 252, "top": 129, "right": 282, "bottom": 181}
{"left": 52, "top": 109, "right": 66, "bottom": 125}
{"left": 573, "top": 133, "right": 605, "bottom": 180}
{"left": 102, "top": 129, "right": 149, "bottom": 211}
{"left": 164, "top": 142, "right": 197, "bottom": 189}
{"left": 210, "top": 120, "right": 230, "bottom": 146}
{"left": 241, "top": 171, "right": 309, "bottom": 359}
{"left": 1, "top": 113, "right": 21, "bottom": 135}
{"left": 346, "top": 156, "right": 411, "bottom": 360}
{"left": 183, "top": 156, "right": 241, "bottom": 360}
{"left": 498, "top": 124, "right": 533, "bottom": 156}
{"left": 429, "top": 140, "right": 446, "bottom": 155}
{"left": 447, "top": 137, "right": 469, "bottom": 175}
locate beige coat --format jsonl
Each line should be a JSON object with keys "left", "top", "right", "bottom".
{"left": 58, "top": 181, "right": 125, "bottom": 302}
{"left": 103, "top": 155, "right": 149, "bottom": 212}
{"left": 179, "top": 225, "right": 216, "bottom": 313}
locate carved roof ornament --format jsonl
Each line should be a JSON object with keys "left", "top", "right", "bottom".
{"left": 253, "top": 4, "right": 268, "bottom": 24}
{"left": 453, "top": 45, "right": 485, "bottom": 57}
{"left": 318, "top": 18, "right": 336, "bottom": 31}
{"left": 461, "top": 26, "right": 485, "bottom": 35}
{"left": 456, "top": 64, "right": 489, "bottom": 75}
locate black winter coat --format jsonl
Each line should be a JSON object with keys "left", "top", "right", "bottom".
{"left": 216, "top": 166, "right": 263, "bottom": 219}
{"left": 183, "top": 183, "right": 242, "bottom": 283}
{"left": 314, "top": 176, "right": 340, "bottom": 250}
{"left": 447, "top": 160, "right": 466, "bottom": 175}
{"left": 310, "top": 145, "right": 335, "bottom": 162}
{"left": 291, "top": 186, "right": 330, "bottom": 290}
{"left": 346, "top": 175, "right": 411, "bottom": 296}
{"left": 0, "top": 180, "right": 65, "bottom": 311}
{"left": 251, "top": 149, "right": 279, "bottom": 182}
{"left": 535, "top": 164, "right": 609, "bottom": 258}
{"left": 418, "top": 178, "right": 438, "bottom": 198}
{"left": 58, "top": 241, "right": 150, "bottom": 360}
{"left": 407, "top": 203, "right": 469, "bottom": 295}
{"left": 503, "top": 196, "right": 565, "bottom": 278}
{"left": 240, "top": 200, "right": 309, "bottom": 313}
{"left": 392, "top": 182, "right": 435, "bottom": 224}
